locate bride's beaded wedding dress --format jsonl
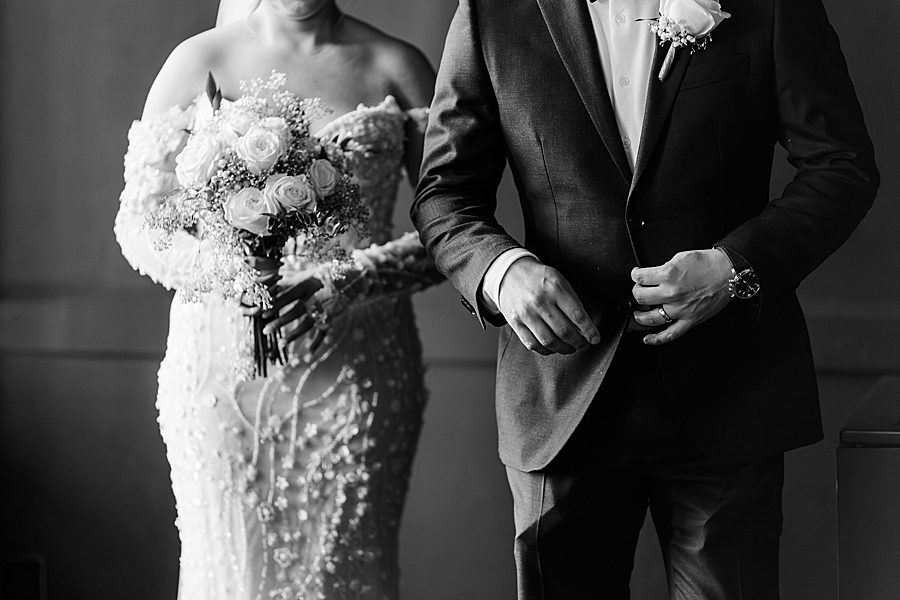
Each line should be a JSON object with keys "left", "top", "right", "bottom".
{"left": 115, "top": 93, "right": 436, "bottom": 600}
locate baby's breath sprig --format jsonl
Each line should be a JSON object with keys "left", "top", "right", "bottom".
{"left": 648, "top": 15, "right": 713, "bottom": 52}
{"left": 642, "top": 0, "right": 729, "bottom": 82}
{"left": 644, "top": 14, "right": 715, "bottom": 81}
{"left": 144, "top": 70, "right": 369, "bottom": 377}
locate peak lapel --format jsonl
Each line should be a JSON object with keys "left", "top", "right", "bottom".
{"left": 630, "top": 42, "right": 692, "bottom": 192}
{"left": 536, "top": 0, "right": 632, "bottom": 184}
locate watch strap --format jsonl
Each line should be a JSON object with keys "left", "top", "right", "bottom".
{"left": 714, "top": 245, "right": 751, "bottom": 274}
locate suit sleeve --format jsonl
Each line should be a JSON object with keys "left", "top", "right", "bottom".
{"left": 411, "top": 0, "right": 522, "bottom": 326}
{"left": 715, "top": 0, "right": 879, "bottom": 299}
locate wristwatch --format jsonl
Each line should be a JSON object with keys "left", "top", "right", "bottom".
{"left": 715, "top": 246, "right": 760, "bottom": 300}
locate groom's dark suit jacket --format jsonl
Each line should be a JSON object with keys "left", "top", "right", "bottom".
{"left": 412, "top": 0, "right": 878, "bottom": 471}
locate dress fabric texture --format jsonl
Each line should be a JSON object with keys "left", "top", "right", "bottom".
{"left": 115, "top": 95, "right": 430, "bottom": 600}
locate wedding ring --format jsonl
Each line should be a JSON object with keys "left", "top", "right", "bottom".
{"left": 658, "top": 306, "right": 673, "bottom": 324}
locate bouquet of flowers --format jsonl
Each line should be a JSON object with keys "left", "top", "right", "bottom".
{"left": 146, "top": 71, "right": 368, "bottom": 376}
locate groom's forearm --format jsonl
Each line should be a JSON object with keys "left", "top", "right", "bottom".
{"left": 412, "top": 0, "right": 521, "bottom": 324}
{"left": 715, "top": 0, "right": 878, "bottom": 301}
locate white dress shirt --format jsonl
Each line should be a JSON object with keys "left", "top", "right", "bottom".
{"left": 481, "top": 0, "right": 659, "bottom": 313}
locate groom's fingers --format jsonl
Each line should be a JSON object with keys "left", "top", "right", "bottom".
{"left": 509, "top": 321, "right": 552, "bottom": 355}
{"left": 554, "top": 285, "right": 602, "bottom": 345}
{"left": 631, "top": 264, "right": 670, "bottom": 285}
{"left": 543, "top": 307, "right": 591, "bottom": 351}
{"left": 632, "top": 306, "right": 672, "bottom": 327}
{"left": 529, "top": 315, "right": 578, "bottom": 354}
{"left": 498, "top": 259, "right": 596, "bottom": 354}
{"left": 631, "top": 282, "right": 675, "bottom": 306}
{"left": 643, "top": 319, "right": 692, "bottom": 346}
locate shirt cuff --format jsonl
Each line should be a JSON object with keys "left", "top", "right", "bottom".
{"left": 480, "top": 248, "right": 538, "bottom": 314}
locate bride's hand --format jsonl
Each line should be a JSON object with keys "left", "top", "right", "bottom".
{"left": 240, "top": 255, "right": 282, "bottom": 314}
{"left": 244, "top": 255, "right": 282, "bottom": 290}
{"left": 260, "top": 277, "right": 324, "bottom": 340}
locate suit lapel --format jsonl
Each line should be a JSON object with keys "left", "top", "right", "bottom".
{"left": 630, "top": 41, "right": 692, "bottom": 193}
{"left": 536, "top": 0, "right": 632, "bottom": 184}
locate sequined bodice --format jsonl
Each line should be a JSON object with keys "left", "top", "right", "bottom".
{"left": 314, "top": 97, "right": 409, "bottom": 245}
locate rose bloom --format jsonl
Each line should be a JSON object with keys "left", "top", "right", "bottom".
{"left": 264, "top": 174, "right": 317, "bottom": 213}
{"left": 662, "top": 0, "right": 730, "bottom": 36}
{"left": 223, "top": 187, "right": 282, "bottom": 236}
{"left": 219, "top": 109, "right": 257, "bottom": 144}
{"left": 257, "top": 117, "right": 291, "bottom": 145}
{"left": 308, "top": 159, "right": 338, "bottom": 197}
{"left": 175, "top": 132, "right": 222, "bottom": 188}
{"left": 234, "top": 125, "right": 286, "bottom": 174}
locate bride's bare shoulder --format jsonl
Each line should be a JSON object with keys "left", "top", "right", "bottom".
{"left": 141, "top": 24, "right": 251, "bottom": 119}
{"left": 341, "top": 17, "right": 435, "bottom": 109}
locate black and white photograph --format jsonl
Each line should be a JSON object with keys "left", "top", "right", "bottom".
{"left": 1, "top": 0, "right": 897, "bottom": 599}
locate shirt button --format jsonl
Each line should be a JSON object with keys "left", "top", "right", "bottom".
{"left": 619, "top": 75, "right": 631, "bottom": 87}
{"left": 622, "top": 137, "right": 632, "bottom": 149}
{"left": 615, "top": 12, "right": 626, "bottom": 24}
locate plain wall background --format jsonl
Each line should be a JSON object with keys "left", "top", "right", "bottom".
{"left": 0, "top": 1, "right": 897, "bottom": 599}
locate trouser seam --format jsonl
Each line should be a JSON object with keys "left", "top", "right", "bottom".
{"left": 536, "top": 472, "right": 548, "bottom": 600}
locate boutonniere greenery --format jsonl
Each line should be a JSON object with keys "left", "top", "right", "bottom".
{"left": 644, "top": 0, "right": 731, "bottom": 81}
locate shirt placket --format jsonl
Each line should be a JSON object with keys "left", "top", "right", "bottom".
{"left": 608, "top": 0, "right": 638, "bottom": 168}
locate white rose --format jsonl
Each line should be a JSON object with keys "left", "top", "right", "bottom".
{"left": 219, "top": 109, "right": 256, "bottom": 144}
{"left": 264, "top": 174, "right": 317, "bottom": 213}
{"left": 234, "top": 125, "right": 286, "bottom": 174}
{"left": 661, "top": 0, "right": 730, "bottom": 37}
{"left": 175, "top": 132, "right": 222, "bottom": 188}
{"left": 257, "top": 117, "right": 290, "bottom": 145}
{"left": 308, "top": 159, "right": 338, "bottom": 197}
{"left": 223, "top": 187, "right": 282, "bottom": 236}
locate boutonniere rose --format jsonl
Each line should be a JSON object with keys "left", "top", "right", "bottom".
{"left": 648, "top": 0, "right": 731, "bottom": 81}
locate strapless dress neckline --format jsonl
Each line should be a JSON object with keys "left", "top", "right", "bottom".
{"left": 195, "top": 92, "right": 404, "bottom": 138}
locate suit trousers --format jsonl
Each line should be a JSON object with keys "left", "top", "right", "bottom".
{"left": 505, "top": 334, "right": 785, "bottom": 600}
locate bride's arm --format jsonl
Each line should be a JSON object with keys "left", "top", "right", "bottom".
{"left": 261, "top": 46, "right": 441, "bottom": 345}
{"left": 344, "top": 41, "right": 441, "bottom": 296}
{"left": 114, "top": 36, "right": 218, "bottom": 290}
{"left": 296, "top": 43, "right": 441, "bottom": 302}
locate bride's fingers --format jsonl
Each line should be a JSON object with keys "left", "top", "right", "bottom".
{"left": 281, "top": 315, "right": 315, "bottom": 345}
{"left": 268, "top": 279, "right": 323, "bottom": 312}
{"left": 264, "top": 302, "right": 307, "bottom": 334}
{"left": 244, "top": 256, "right": 280, "bottom": 270}
{"left": 256, "top": 272, "right": 282, "bottom": 288}
{"left": 242, "top": 305, "right": 263, "bottom": 317}
{"left": 305, "top": 328, "right": 328, "bottom": 359}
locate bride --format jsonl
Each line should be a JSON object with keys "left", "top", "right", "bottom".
{"left": 114, "top": 1, "right": 439, "bottom": 598}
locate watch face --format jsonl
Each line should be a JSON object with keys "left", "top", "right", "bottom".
{"left": 734, "top": 268, "right": 760, "bottom": 299}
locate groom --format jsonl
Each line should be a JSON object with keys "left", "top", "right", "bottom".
{"left": 412, "top": 0, "right": 878, "bottom": 597}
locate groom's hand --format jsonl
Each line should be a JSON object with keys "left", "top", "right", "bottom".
{"left": 630, "top": 249, "right": 733, "bottom": 346}
{"left": 497, "top": 258, "right": 602, "bottom": 355}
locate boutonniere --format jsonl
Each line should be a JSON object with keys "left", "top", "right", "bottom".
{"left": 645, "top": 0, "right": 731, "bottom": 81}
